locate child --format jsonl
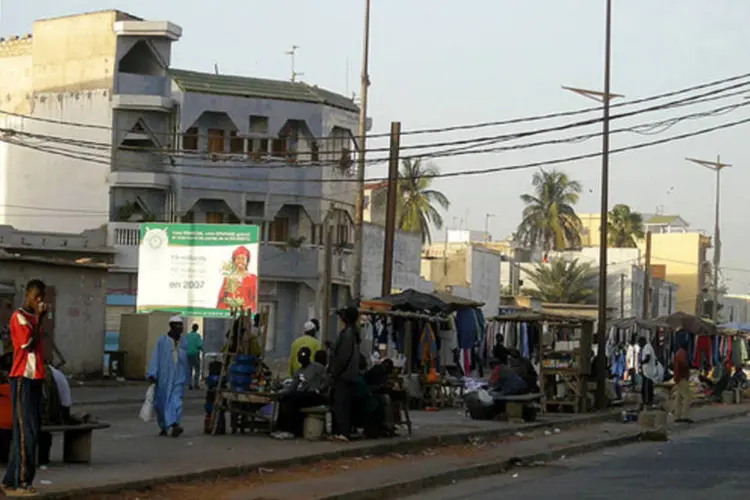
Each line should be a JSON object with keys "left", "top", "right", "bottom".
{"left": 204, "top": 360, "right": 226, "bottom": 434}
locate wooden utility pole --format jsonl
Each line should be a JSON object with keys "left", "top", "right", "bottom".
{"left": 381, "top": 121, "right": 401, "bottom": 296}
{"left": 620, "top": 272, "right": 625, "bottom": 318}
{"left": 321, "top": 225, "right": 334, "bottom": 344}
{"left": 642, "top": 231, "right": 652, "bottom": 319}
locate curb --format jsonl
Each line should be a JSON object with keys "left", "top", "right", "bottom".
{"left": 316, "top": 408, "right": 750, "bottom": 500}
{"left": 39, "top": 410, "right": 623, "bottom": 499}
{"left": 76, "top": 395, "right": 204, "bottom": 407}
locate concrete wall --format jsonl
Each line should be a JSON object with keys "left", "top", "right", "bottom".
{"left": 0, "top": 260, "right": 107, "bottom": 375}
{"left": 467, "top": 246, "right": 500, "bottom": 318}
{"left": 362, "top": 223, "right": 429, "bottom": 299}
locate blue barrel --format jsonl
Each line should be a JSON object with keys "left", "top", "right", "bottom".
{"left": 229, "top": 355, "right": 257, "bottom": 391}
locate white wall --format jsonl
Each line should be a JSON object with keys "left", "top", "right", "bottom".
{"left": 361, "top": 223, "right": 427, "bottom": 298}
{"left": 0, "top": 93, "right": 112, "bottom": 233}
{"left": 467, "top": 245, "right": 500, "bottom": 318}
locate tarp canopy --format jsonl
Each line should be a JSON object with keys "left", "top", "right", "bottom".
{"left": 718, "top": 322, "right": 750, "bottom": 334}
{"left": 372, "top": 289, "right": 484, "bottom": 313}
{"left": 609, "top": 317, "right": 671, "bottom": 330}
{"left": 655, "top": 311, "right": 715, "bottom": 335}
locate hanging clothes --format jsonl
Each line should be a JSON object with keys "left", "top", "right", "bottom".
{"left": 418, "top": 322, "right": 438, "bottom": 376}
{"left": 692, "top": 335, "right": 712, "bottom": 369}
{"left": 455, "top": 309, "right": 478, "bottom": 350}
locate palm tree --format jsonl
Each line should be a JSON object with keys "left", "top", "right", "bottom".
{"left": 372, "top": 158, "right": 450, "bottom": 243}
{"left": 607, "top": 204, "right": 644, "bottom": 248}
{"left": 516, "top": 169, "right": 583, "bottom": 256}
{"left": 523, "top": 258, "right": 597, "bottom": 304}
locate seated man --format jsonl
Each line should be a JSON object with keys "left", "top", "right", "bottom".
{"left": 489, "top": 361, "right": 528, "bottom": 396}
{"left": 273, "top": 347, "right": 329, "bottom": 439}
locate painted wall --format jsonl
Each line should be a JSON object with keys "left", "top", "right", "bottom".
{"left": 0, "top": 260, "right": 107, "bottom": 374}
{"left": 362, "top": 223, "right": 430, "bottom": 299}
{"left": 467, "top": 246, "right": 501, "bottom": 318}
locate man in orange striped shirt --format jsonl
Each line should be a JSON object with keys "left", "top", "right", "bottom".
{"left": 1, "top": 279, "right": 47, "bottom": 496}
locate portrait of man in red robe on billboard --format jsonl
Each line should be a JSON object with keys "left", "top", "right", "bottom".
{"left": 216, "top": 246, "right": 258, "bottom": 312}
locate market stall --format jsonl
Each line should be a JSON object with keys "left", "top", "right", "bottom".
{"left": 489, "top": 311, "right": 595, "bottom": 414}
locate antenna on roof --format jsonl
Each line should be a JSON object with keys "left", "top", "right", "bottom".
{"left": 285, "top": 45, "right": 303, "bottom": 82}
{"left": 213, "top": 63, "right": 219, "bottom": 75}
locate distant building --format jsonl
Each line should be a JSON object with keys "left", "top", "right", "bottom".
{"left": 577, "top": 212, "right": 709, "bottom": 315}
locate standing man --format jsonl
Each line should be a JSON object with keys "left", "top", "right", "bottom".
{"left": 638, "top": 336, "right": 661, "bottom": 410}
{"left": 288, "top": 321, "right": 320, "bottom": 377}
{"left": 2, "top": 279, "right": 47, "bottom": 496}
{"left": 147, "top": 316, "right": 189, "bottom": 437}
{"left": 185, "top": 324, "right": 203, "bottom": 390}
{"left": 329, "top": 307, "right": 361, "bottom": 442}
{"left": 673, "top": 338, "right": 692, "bottom": 423}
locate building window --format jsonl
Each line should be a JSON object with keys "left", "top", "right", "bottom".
{"left": 207, "top": 129, "right": 225, "bottom": 153}
{"left": 310, "top": 141, "right": 320, "bottom": 162}
{"left": 336, "top": 224, "right": 349, "bottom": 245}
{"left": 249, "top": 115, "right": 269, "bottom": 134}
{"left": 183, "top": 127, "right": 199, "bottom": 151}
{"left": 229, "top": 131, "right": 245, "bottom": 153}
{"left": 270, "top": 138, "right": 286, "bottom": 157}
{"left": 181, "top": 211, "right": 195, "bottom": 223}
{"left": 269, "top": 217, "right": 289, "bottom": 242}
{"left": 206, "top": 212, "right": 224, "bottom": 224}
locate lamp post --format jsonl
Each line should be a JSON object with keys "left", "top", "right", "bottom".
{"left": 562, "top": 0, "right": 619, "bottom": 410}
{"left": 685, "top": 156, "right": 730, "bottom": 323}
{"left": 351, "top": 0, "right": 372, "bottom": 303}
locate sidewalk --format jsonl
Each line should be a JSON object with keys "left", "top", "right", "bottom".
{"left": 36, "top": 406, "right": 629, "bottom": 499}
{"left": 73, "top": 384, "right": 204, "bottom": 406}
{"left": 90, "top": 402, "right": 749, "bottom": 500}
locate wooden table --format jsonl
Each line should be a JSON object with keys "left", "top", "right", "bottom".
{"left": 217, "top": 390, "right": 280, "bottom": 434}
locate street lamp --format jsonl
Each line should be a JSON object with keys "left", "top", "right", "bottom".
{"left": 484, "top": 213, "right": 495, "bottom": 243}
{"left": 561, "top": 0, "right": 618, "bottom": 410}
{"left": 685, "top": 156, "right": 730, "bottom": 323}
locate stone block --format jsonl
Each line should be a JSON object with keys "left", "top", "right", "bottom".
{"left": 638, "top": 410, "right": 668, "bottom": 441}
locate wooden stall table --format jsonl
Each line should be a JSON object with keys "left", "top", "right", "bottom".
{"left": 217, "top": 390, "right": 280, "bottom": 434}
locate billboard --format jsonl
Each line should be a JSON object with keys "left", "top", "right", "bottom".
{"left": 136, "top": 223, "right": 260, "bottom": 318}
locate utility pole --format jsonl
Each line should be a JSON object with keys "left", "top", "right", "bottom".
{"left": 484, "top": 213, "right": 495, "bottom": 243}
{"left": 321, "top": 224, "right": 334, "bottom": 344}
{"left": 351, "top": 0, "right": 372, "bottom": 303}
{"left": 286, "top": 45, "right": 303, "bottom": 82}
{"left": 619, "top": 272, "right": 625, "bottom": 318}
{"left": 642, "top": 231, "right": 652, "bottom": 319}
{"left": 381, "top": 122, "right": 402, "bottom": 296}
{"left": 561, "top": 0, "right": 618, "bottom": 409}
{"left": 686, "top": 156, "right": 729, "bottom": 322}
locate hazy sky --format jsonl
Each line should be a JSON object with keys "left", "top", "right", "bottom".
{"left": 3, "top": 1, "right": 750, "bottom": 292}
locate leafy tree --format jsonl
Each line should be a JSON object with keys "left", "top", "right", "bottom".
{"left": 516, "top": 169, "right": 582, "bottom": 256}
{"left": 522, "top": 258, "right": 597, "bottom": 304}
{"left": 372, "top": 158, "right": 450, "bottom": 244}
{"left": 607, "top": 204, "right": 644, "bottom": 248}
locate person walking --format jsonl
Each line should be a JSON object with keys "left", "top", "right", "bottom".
{"left": 673, "top": 339, "right": 692, "bottom": 423}
{"left": 185, "top": 324, "right": 203, "bottom": 390}
{"left": 2, "top": 279, "right": 47, "bottom": 496}
{"left": 329, "top": 307, "right": 361, "bottom": 442}
{"left": 147, "top": 316, "right": 189, "bottom": 437}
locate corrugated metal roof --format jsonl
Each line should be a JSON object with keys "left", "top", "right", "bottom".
{"left": 169, "top": 69, "right": 358, "bottom": 112}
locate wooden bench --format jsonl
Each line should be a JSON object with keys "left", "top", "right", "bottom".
{"left": 490, "top": 393, "right": 543, "bottom": 423}
{"left": 42, "top": 422, "right": 110, "bottom": 464}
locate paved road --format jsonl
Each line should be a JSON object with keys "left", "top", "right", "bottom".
{"left": 406, "top": 417, "right": 750, "bottom": 500}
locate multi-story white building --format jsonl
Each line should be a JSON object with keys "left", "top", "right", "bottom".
{"left": 0, "top": 10, "right": 363, "bottom": 356}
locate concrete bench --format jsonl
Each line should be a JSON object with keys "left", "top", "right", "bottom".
{"left": 490, "top": 393, "right": 543, "bottom": 422}
{"left": 300, "top": 406, "right": 330, "bottom": 441}
{"left": 42, "top": 422, "right": 111, "bottom": 464}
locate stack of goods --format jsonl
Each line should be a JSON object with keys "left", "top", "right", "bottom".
{"left": 229, "top": 354, "right": 258, "bottom": 392}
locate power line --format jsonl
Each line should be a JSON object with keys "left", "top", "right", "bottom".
{"left": 3, "top": 85, "right": 747, "bottom": 171}
{"left": 3, "top": 112, "right": 748, "bottom": 184}
{"left": 1, "top": 70, "right": 749, "bottom": 143}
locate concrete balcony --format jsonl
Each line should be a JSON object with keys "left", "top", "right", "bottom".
{"left": 116, "top": 73, "right": 169, "bottom": 96}
{"left": 112, "top": 94, "right": 174, "bottom": 113}
{"left": 107, "top": 222, "right": 140, "bottom": 271}
{"left": 259, "top": 244, "right": 319, "bottom": 283}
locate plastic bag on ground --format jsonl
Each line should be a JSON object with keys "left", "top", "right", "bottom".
{"left": 139, "top": 384, "right": 155, "bottom": 422}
